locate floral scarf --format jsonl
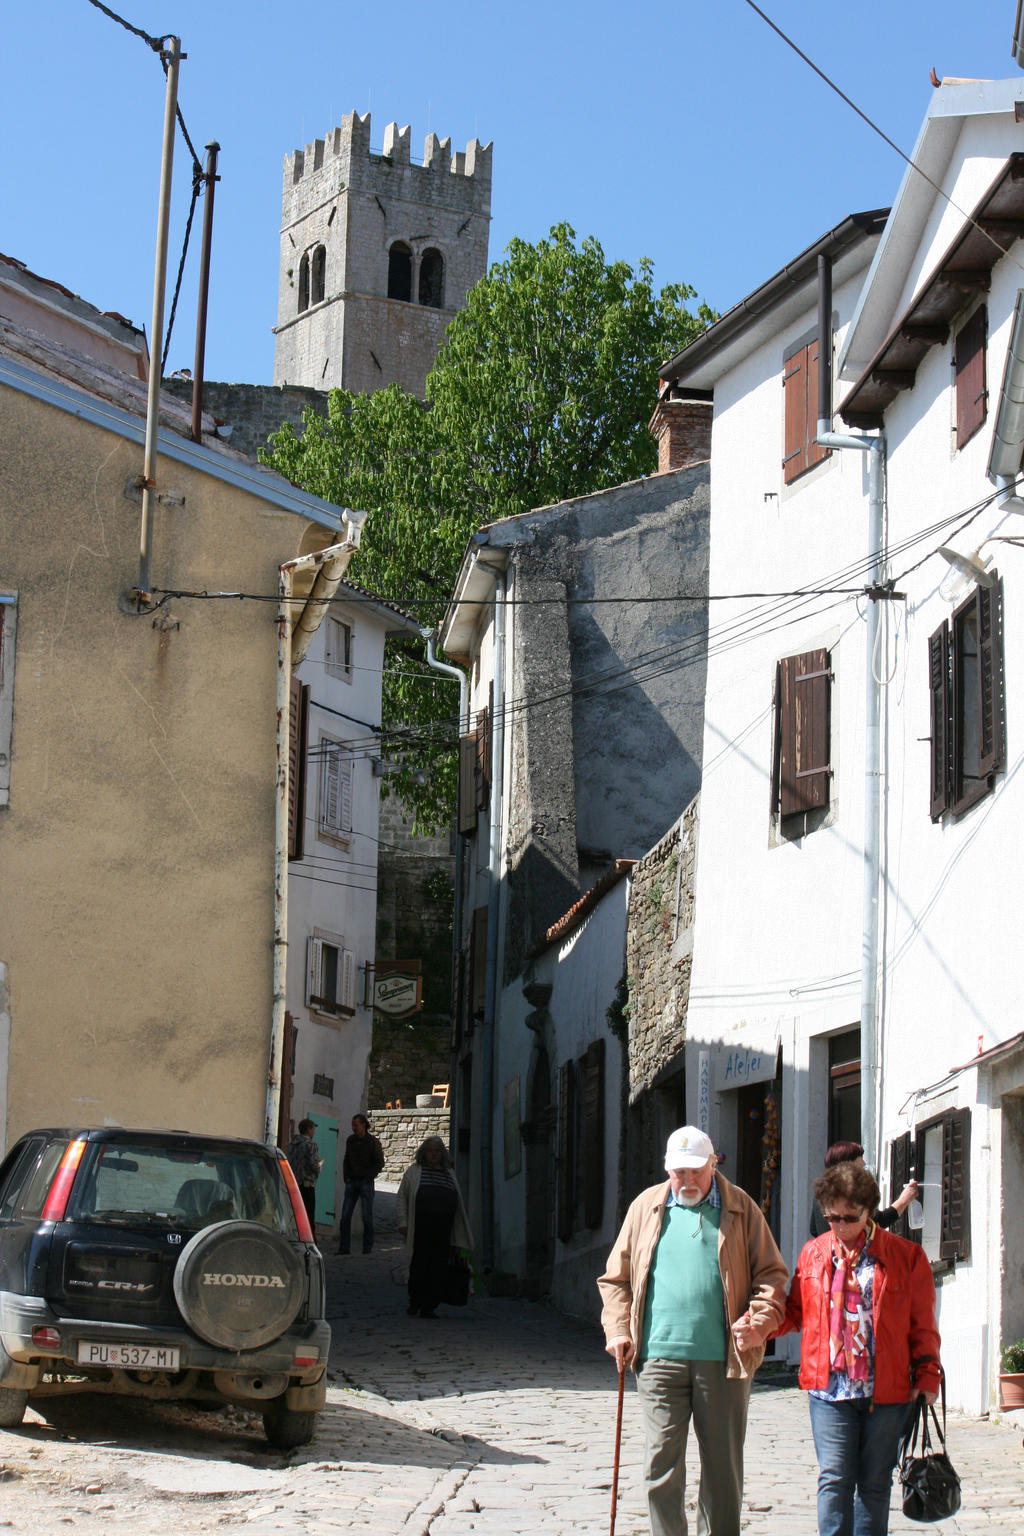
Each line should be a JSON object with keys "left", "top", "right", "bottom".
{"left": 828, "top": 1224, "right": 872, "bottom": 1380}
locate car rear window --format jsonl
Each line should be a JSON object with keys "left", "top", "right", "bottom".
{"left": 65, "top": 1141, "right": 296, "bottom": 1235}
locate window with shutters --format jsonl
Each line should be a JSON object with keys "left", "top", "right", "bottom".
{"left": 556, "top": 1042, "right": 606, "bottom": 1240}
{"left": 318, "top": 736, "right": 354, "bottom": 845}
{"left": 306, "top": 929, "right": 357, "bottom": 1019}
{"left": 928, "top": 577, "right": 1005, "bottom": 820}
{"left": 324, "top": 616, "right": 353, "bottom": 682}
{"left": 954, "top": 306, "right": 987, "bottom": 450}
{"left": 0, "top": 594, "right": 16, "bottom": 808}
{"left": 893, "top": 1109, "right": 971, "bottom": 1272}
{"left": 457, "top": 701, "right": 492, "bottom": 836}
{"left": 771, "top": 648, "right": 833, "bottom": 838}
{"left": 783, "top": 337, "right": 831, "bottom": 485}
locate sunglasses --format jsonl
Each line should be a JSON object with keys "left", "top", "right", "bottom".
{"left": 823, "top": 1209, "right": 866, "bottom": 1225}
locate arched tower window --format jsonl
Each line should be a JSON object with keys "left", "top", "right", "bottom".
{"left": 297, "top": 252, "right": 310, "bottom": 313}
{"left": 418, "top": 248, "right": 445, "bottom": 309}
{"left": 387, "top": 242, "right": 412, "bottom": 303}
{"left": 311, "top": 246, "right": 326, "bottom": 305}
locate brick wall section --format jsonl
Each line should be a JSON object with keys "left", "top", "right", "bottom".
{"left": 161, "top": 379, "right": 329, "bottom": 461}
{"left": 626, "top": 795, "right": 699, "bottom": 1100}
{"left": 370, "top": 1106, "right": 451, "bottom": 1181}
{"left": 650, "top": 396, "right": 713, "bottom": 473}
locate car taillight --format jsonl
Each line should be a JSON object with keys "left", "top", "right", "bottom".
{"left": 293, "top": 1350, "right": 319, "bottom": 1368}
{"left": 32, "top": 1326, "right": 61, "bottom": 1349}
{"left": 277, "top": 1154, "right": 314, "bottom": 1242}
{"left": 41, "top": 1138, "right": 87, "bottom": 1221}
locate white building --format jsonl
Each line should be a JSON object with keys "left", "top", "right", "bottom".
{"left": 662, "top": 77, "right": 1024, "bottom": 1412}
{"left": 285, "top": 581, "right": 421, "bottom": 1230}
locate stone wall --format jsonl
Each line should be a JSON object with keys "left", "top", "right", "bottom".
{"left": 161, "top": 378, "right": 328, "bottom": 461}
{"left": 371, "top": 1106, "right": 451, "bottom": 1181}
{"left": 368, "top": 1015, "right": 451, "bottom": 1109}
{"left": 626, "top": 795, "right": 699, "bottom": 1101}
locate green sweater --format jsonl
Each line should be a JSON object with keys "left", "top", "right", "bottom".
{"left": 640, "top": 1204, "right": 727, "bottom": 1363}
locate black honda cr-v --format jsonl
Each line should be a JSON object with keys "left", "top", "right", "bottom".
{"left": 0, "top": 1127, "right": 331, "bottom": 1447}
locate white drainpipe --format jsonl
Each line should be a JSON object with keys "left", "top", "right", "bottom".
{"left": 989, "top": 290, "right": 1024, "bottom": 513}
{"left": 816, "top": 255, "right": 886, "bottom": 1175}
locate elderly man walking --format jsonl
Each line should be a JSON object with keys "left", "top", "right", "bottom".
{"left": 598, "top": 1126, "right": 788, "bottom": 1536}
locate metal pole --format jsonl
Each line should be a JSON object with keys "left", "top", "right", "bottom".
{"left": 137, "top": 36, "right": 182, "bottom": 601}
{"left": 191, "top": 141, "right": 220, "bottom": 444}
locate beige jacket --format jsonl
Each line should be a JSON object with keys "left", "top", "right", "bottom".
{"left": 597, "top": 1171, "right": 788, "bottom": 1378}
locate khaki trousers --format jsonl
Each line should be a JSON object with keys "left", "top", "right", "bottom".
{"left": 635, "top": 1357, "right": 752, "bottom": 1536}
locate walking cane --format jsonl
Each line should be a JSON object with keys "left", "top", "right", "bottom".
{"left": 610, "top": 1356, "right": 625, "bottom": 1536}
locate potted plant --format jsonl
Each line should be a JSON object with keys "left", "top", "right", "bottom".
{"left": 998, "top": 1339, "right": 1024, "bottom": 1410}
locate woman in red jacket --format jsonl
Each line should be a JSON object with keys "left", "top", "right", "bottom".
{"left": 778, "top": 1161, "right": 941, "bottom": 1536}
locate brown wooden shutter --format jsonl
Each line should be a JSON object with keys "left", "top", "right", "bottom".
{"left": 782, "top": 345, "right": 808, "bottom": 484}
{"left": 470, "top": 905, "right": 488, "bottom": 1017}
{"left": 276, "top": 1012, "right": 298, "bottom": 1147}
{"left": 475, "top": 700, "right": 491, "bottom": 810}
{"left": 888, "top": 1132, "right": 914, "bottom": 1242}
{"left": 778, "top": 649, "right": 831, "bottom": 815}
{"left": 583, "top": 1039, "right": 605, "bottom": 1229}
{"left": 805, "top": 335, "right": 830, "bottom": 473}
{"left": 557, "top": 1060, "right": 575, "bottom": 1241}
{"left": 976, "top": 576, "right": 1005, "bottom": 781}
{"left": 940, "top": 1108, "right": 971, "bottom": 1262}
{"left": 288, "top": 677, "right": 309, "bottom": 861}
{"left": 955, "top": 306, "right": 987, "bottom": 450}
{"left": 458, "top": 732, "right": 478, "bottom": 835}
{"left": 928, "top": 623, "right": 951, "bottom": 821}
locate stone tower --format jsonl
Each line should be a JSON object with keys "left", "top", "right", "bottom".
{"left": 273, "top": 112, "right": 492, "bottom": 398}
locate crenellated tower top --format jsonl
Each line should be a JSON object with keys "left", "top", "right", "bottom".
{"left": 275, "top": 111, "right": 492, "bottom": 398}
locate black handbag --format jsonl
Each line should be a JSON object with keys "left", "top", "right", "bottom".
{"left": 898, "top": 1377, "right": 961, "bottom": 1523}
{"left": 443, "top": 1252, "right": 471, "bottom": 1307}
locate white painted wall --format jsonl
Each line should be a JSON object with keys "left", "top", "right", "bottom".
{"left": 683, "top": 92, "right": 1024, "bottom": 1411}
{"left": 286, "top": 594, "right": 393, "bottom": 1229}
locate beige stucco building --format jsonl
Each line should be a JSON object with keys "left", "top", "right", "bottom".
{"left": 0, "top": 301, "right": 355, "bottom": 1148}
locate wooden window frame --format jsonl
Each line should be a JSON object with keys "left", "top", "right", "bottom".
{"left": 306, "top": 930, "right": 357, "bottom": 1019}
{"left": 906, "top": 1108, "right": 971, "bottom": 1273}
{"left": 318, "top": 736, "right": 354, "bottom": 845}
{"left": 324, "top": 615, "right": 354, "bottom": 682}
{"left": 928, "top": 577, "right": 1005, "bottom": 820}
{"left": 954, "top": 305, "right": 987, "bottom": 450}
{"left": 771, "top": 648, "right": 833, "bottom": 831}
{"left": 783, "top": 337, "right": 831, "bottom": 485}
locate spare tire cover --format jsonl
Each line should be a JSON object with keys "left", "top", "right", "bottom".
{"left": 173, "top": 1221, "right": 306, "bottom": 1350}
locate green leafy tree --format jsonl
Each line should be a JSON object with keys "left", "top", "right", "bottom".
{"left": 262, "top": 223, "right": 713, "bottom": 828}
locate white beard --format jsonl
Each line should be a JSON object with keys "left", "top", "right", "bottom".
{"left": 676, "top": 1190, "right": 704, "bottom": 1206}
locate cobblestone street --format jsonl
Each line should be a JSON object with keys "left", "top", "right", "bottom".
{"left": 0, "top": 1188, "right": 1020, "bottom": 1533}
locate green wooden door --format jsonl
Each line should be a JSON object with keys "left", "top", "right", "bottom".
{"left": 309, "top": 1114, "right": 338, "bottom": 1227}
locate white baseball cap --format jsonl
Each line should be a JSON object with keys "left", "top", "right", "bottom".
{"left": 665, "top": 1126, "right": 715, "bottom": 1171}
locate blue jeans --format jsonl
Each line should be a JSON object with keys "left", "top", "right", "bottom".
{"left": 338, "top": 1178, "right": 375, "bottom": 1253}
{"left": 808, "top": 1395, "right": 914, "bottom": 1536}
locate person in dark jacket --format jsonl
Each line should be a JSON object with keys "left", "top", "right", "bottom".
{"left": 337, "top": 1114, "right": 385, "bottom": 1254}
{"left": 809, "top": 1140, "right": 918, "bottom": 1238}
{"left": 286, "top": 1118, "right": 322, "bottom": 1229}
{"left": 780, "top": 1161, "right": 940, "bottom": 1536}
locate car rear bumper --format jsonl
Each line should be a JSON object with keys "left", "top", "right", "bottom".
{"left": 0, "top": 1290, "right": 331, "bottom": 1387}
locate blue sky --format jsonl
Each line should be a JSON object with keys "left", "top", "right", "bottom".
{"left": 1, "top": 1, "right": 1017, "bottom": 384}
